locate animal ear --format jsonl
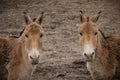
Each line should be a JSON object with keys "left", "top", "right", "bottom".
{"left": 40, "top": 27, "right": 45, "bottom": 36}
{"left": 80, "top": 10, "right": 85, "bottom": 23}
{"left": 23, "top": 12, "right": 32, "bottom": 24}
{"left": 36, "top": 12, "right": 44, "bottom": 24}
{"left": 91, "top": 11, "right": 102, "bottom": 23}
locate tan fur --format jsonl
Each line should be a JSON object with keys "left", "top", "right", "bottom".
{"left": 6, "top": 37, "right": 33, "bottom": 80}
{"left": 0, "top": 13, "right": 44, "bottom": 80}
{"left": 78, "top": 17, "right": 120, "bottom": 80}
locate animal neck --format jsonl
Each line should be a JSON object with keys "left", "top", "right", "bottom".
{"left": 92, "top": 31, "right": 115, "bottom": 75}
{"left": 21, "top": 39, "right": 34, "bottom": 67}
{"left": 20, "top": 41, "right": 36, "bottom": 80}
{"left": 17, "top": 38, "right": 34, "bottom": 72}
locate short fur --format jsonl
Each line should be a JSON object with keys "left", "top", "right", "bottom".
{"left": 0, "top": 12, "right": 44, "bottom": 80}
{"left": 78, "top": 11, "right": 120, "bottom": 80}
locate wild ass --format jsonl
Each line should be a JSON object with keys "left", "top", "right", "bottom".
{"left": 0, "top": 12, "right": 44, "bottom": 80}
{"left": 77, "top": 11, "right": 120, "bottom": 80}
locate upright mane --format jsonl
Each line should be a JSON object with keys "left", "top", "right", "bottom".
{"left": 9, "top": 18, "right": 38, "bottom": 38}
{"left": 95, "top": 26, "right": 116, "bottom": 77}
{"left": 78, "top": 11, "right": 119, "bottom": 80}
{"left": 6, "top": 12, "right": 45, "bottom": 80}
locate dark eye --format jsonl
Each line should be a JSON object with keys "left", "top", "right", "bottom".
{"left": 25, "top": 34, "right": 28, "bottom": 38}
{"left": 79, "top": 32, "right": 83, "bottom": 36}
{"left": 94, "top": 32, "right": 97, "bottom": 35}
{"left": 40, "top": 34, "right": 43, "bottom": 38}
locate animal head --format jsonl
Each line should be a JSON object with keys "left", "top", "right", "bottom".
{"left": 78, "top": 11, "right": 102, "bottom": 62}
{"left": 21, "top": 12, "right": 44, "bottom": 65}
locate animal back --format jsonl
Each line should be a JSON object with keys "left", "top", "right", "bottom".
{"left": 106, "top": 36, "right": 120, "bottom": 79}
{"left": 0, "top": 38, "right": 12, "bottom": 80}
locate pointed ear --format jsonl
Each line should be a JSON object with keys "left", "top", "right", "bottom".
{"left": 80, "top": 10, "right": 85, "bottom": 23}
{"left": 91, "top": 11, "right": 102, "bottom": 23}
{"left": 23, "top": 12, "right": 32, "bottom": 24}
{"left": 40, "top": 27, "right": 45, "bottom": 35}
{"left": 35, "top": 12, "right": 44, "bottom": 24}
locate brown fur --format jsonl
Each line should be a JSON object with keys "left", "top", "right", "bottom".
{"left": 0, "top": 38, "right": 12, "bottom": 80}
{"left": 6, "top": 37, "right": 33, "bottom": 80}
{"left": 0, "top": 12, "right": 44, "bottom": 80}
{"left": 78, "top": 15, "right": 120, "bottom": 80}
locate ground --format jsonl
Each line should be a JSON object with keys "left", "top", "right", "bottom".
{"left": 0, "top": 0, "right": 120, "bottom": 80}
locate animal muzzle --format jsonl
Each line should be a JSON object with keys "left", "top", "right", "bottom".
{"left": 83, "top": 52, "right": 95, "bottom": 62}
{"left": 28, "top": 49, "right": 40, "bottom": 65}
{"left": 30, "top": 55, "right": 40, "bottom": 65}
{"left": 83, "top": 44, "right": 95, "bottom": 62}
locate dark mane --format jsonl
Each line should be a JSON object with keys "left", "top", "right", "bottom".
{"left": 19, "top": 28, "right": 25, "bottom": 36}
{"left": 9, "top": 28, "right": 25, "bottom": 38}
{"left": 99, "top": 29, "right": 105, "bottom": 38}
{"left": 99, "top": 29, "right": 113, "bottom": 39}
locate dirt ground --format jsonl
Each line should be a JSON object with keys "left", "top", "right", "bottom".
{"left": 0, "top": 0, "right": 120, "bottom": 80}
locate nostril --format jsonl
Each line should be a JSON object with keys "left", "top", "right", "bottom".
{"left": 30, "top": 56, "right": 33, "bottom": 59}
{"left": 84, "top": 53, "right": 87, "bottom": 57}
{"left": 92, "top": 52, "right": 95, "bottom": 56}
